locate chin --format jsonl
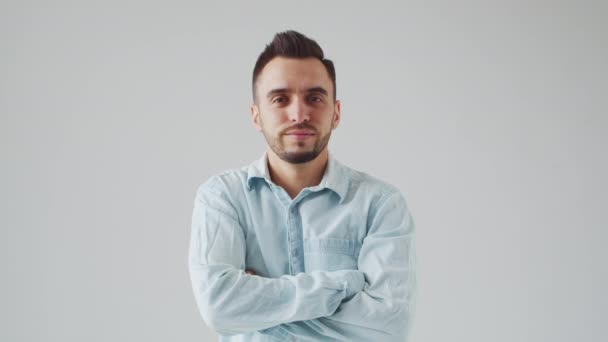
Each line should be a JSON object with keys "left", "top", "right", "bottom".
{"left": 278, "top": 150, "right": 320, "bottom": 164}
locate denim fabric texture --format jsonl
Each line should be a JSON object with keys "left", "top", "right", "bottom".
{"left": 189, "top": 150, "right": 416, "bottom": 341}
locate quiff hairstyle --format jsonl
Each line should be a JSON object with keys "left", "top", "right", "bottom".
{"left": 252, "top": 30, "right": 337, "bottom": 102}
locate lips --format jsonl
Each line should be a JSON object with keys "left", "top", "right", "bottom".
{"left": 285, "top": 130, "right": 315, "bottom": 135}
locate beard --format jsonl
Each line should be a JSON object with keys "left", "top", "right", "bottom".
{"left": 260, "top": 121, "right": 332, "bottom": 164}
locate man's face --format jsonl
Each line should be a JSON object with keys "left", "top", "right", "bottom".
{"left": 250, "top": 57, "right": 341, "bottom": 164}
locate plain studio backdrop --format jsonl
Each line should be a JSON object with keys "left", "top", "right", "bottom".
{"left": 1, "top": 1, "right": 606, "bottom": 341}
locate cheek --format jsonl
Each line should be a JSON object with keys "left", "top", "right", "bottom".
{"left": 259, "top": 113, "right": 284, "bottom": 133}
{"left": 261, "top": 111, "right": 289, "bottom": 127}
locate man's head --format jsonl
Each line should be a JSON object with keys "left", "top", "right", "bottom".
{"left": 250, "top": 30, "right": 341, "bottom": 164}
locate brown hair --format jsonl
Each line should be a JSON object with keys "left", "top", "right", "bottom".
{"left": 252, "top": 30, "right": 336, "bottom": 102}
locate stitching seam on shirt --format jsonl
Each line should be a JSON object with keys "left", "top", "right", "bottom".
{"left": 198, "top": 199, "right": 240, "bottom": 223}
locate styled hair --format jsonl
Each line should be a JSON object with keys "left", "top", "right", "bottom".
{"left": 252, "top": 30, "right": 336, "bottom": 102}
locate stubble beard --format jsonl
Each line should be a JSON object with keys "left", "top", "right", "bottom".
{"left": 260, "top": 121, "right": 332, "bottom": 164}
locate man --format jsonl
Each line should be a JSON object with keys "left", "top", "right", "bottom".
{"left": 189, "top": 30, "right": 416, "bottom": 341}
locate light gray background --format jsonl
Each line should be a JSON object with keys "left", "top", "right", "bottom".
{"left": 1, "top": 1, "right": 606, "bottom": 341}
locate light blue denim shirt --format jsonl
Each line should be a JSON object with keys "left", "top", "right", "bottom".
{"left": 189, "top": 150, "right": 416, "bottom": 341}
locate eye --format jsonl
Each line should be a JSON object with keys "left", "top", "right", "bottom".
{"left": 272, "top": 96, "right": 287, "bottom": 104}
{"left": 309, "top": 95, "right": 323, "bottom": 102}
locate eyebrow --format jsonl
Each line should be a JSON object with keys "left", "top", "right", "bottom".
{"left": 265, "top": 86, "right": 329, "bottom": 99}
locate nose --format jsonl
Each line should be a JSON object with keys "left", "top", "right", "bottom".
{"left": 288, "top": 97, "right": 310, "bottom": 123}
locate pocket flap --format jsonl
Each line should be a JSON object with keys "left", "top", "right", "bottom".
{"left": 304, "top": 238, "right": 361, "bottom": 256}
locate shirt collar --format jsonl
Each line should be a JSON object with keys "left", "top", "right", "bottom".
{"left": 246, "top": 149, "right": 349, "bottom": 203}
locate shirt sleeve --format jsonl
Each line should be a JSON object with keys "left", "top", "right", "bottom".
{"left": 188, "top": 177, "right": 366, "bottom": 337}
{"left": 258, "top": 190, "right": 417, "bottom": 341}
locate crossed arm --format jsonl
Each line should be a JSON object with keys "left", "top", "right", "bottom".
{"left": 189, "top": 179, "right": 416, "bottom": 341}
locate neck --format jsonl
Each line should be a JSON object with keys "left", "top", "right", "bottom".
{"left": 266, "top": 148, "right": 329, "bottom": 199}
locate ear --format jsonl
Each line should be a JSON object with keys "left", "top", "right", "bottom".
{"left": 250, "top": 103, "right": 262, "bottom": 132}
{"left": 331, "top": 99, "right": 341, "bottom": 130}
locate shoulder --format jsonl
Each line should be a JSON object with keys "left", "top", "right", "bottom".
{"left": 197, "top": 166, "right": 248, "bottom": 195}
{"left": 343, "top": 163, "right": 403, "bottom": 202}
{"left": 338, "top": 164, "right": 414, "bottom": 234}
{"left": 194, "top": 165, "right": 250, "bottom": 209}
{"left": 341, "top": 166, "right": 414, "bottom": 235}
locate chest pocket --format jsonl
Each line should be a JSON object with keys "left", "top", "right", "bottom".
{"left": 304, "top": 238, "right": 361, "bottom": 272}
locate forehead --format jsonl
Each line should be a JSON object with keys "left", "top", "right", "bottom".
{"left": 256, "top": 57, "right": 332, "bottom": 93}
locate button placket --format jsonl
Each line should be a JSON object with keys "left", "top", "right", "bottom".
{"left": 287, "top": 198, "right": 306, "bottom": 275}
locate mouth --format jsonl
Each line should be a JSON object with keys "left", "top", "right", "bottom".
{"left": 285, "top": 133, "right": 314, "bottom": 140}
{"left": 284, "top": 128, "right": 315, "bottom": 140}
{"left": 285, "top": 129, "right": 315, "bottom": 135}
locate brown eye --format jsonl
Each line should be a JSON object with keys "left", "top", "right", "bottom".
{"left": 309, "top": 95, "right": 322, "bottom": 102}
{"left": 272, "top": 96, "right": 286, "bottom": 103}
